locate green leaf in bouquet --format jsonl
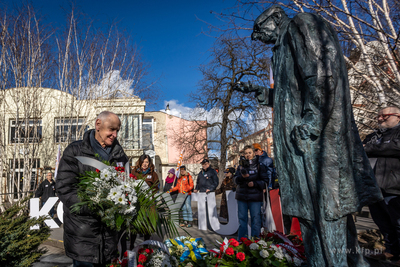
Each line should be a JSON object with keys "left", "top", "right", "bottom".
{"left": 116, "top": 214, "right": 124, "bottom": 229}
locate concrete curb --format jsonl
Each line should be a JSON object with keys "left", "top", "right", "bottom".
{"left": 43, "top": 239, "right": 64, "bottom": 250}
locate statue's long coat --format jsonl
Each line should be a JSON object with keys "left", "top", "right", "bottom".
{"left": 272, "top": 13, "right": 382, "bottom": 221}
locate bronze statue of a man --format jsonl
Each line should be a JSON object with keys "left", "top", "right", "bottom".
{"left": 236, "top": 6, "right": 382, "bottom": 266}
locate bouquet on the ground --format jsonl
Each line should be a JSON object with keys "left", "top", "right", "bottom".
{"left": 71, "top": 156, "right": 178, "bottom": 236}
{"left": 165, "top": 236, "right": 211, "bottom": 266}
{"left": 136, "top": 245, "right": 178, "bottom": 267}
{"left": 208, "top": 231, "right": 306, "bottom": 267}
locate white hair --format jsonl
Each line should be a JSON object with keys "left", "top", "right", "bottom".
{"left": 381, "top": 106, "right": 400, "bottom": 113}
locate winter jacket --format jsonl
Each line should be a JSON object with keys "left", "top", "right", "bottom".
{"left": 364, "top": 124, "right": 400, "bottom": 195}
{"left": 170, "top": 173, "right": 194, "bottom": 195}
{"left": 133, "top": 169, "right": 159, "bottom": 194}
{"left": 195, "top": 167, "right": 219, "bottom": 192}
{"left": 35, "top": 179, "right": 56, "bottom": 202}
{"left": 234, "top": 156, "right": 269, "bottom": 202}
{"left": 56, "top": 129, "right": 128, "bottom": 264}
{"left": 258, "top": 151, "right": 274, "bottom": 186}
{"left": 164, "top": 178, "right": 178, "bottom": 201}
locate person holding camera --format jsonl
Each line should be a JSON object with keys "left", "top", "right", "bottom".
{"left": 235, "top": 145, "right": 270, "bottom": 240}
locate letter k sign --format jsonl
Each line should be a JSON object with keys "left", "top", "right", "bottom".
{"left": 30, "top": 197, "right": 60, "bottom": 229}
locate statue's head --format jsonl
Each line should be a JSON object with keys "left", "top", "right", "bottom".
{"left": 252, "top": 5, "right": 288, "bottom": 44}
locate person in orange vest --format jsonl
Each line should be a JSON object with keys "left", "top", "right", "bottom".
{"left": 167, "top": 165, "right": 194, "bottom": 227}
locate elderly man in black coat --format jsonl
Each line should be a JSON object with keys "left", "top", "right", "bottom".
{"left": 235, "top": 6, "right": 382, "bottom": 266}
{"left": 56, "top": 111, "right": 128, "bottom": 266}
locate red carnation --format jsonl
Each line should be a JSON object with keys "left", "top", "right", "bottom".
{"left": 121, "top": 259, "right": 128, "bottom": 267}
{"left": 225, "top": 247, "right": 234, "bottom": 255}
{"left": 129, "top": 173, "right": 137, "bottom": 180}
{"left": 236, "top": 252, "right": 245, "bottom": 262}
{"left": 145, "top": 248, "right": 151, "bottom": 254}
{"left": 96, "top": 169, "right": 100, "bottom": 173}
{"left": 244, "top": 240, "right": 253, "bottom": 246}
{"left": 240, "top": 237, "right": 248, "bottom": 242}
{"left": 123, "top": 251, "right": 128, "bottom": 257}
{"left": 229, "top": 239, "right": 239, "bottom": 247}
{"left": 137, "top": 265, "right": 144, "bottom": 267}
{"left": 138, "top": 248, "right": 145, "bottom": 254}
{"left": 138, "top": 254, "right": 147, "bottom": 263}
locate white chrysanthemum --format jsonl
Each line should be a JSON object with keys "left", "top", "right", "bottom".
{"left": 115, "top": 194, "right": 127, "bottom": 205}
{"left": 293, "top": 256, "right": 303, "bottom": 266}
{"left": 124, "top": 206, "right": 136, "bottom": 214}
{"left": 121, "top": 182, "right": 131, "bottom": 191}
{"left": 249, "top": 243, "right": 259, "bottom": 250}
{"left": 128, "top": 194, "right": 137, "bottom": 203}
{"left": 260, "top": 250, "right": 269, "bottom": 258}
{"left": 100, "top": 168, "right": 114, "bottom": 181}
{"left": 258, "top": 240, "right": 268, "bottom": 248}
{"left": 108, "top": 187, "right": 121, "bottom": 200}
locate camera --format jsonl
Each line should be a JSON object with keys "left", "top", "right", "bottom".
{"left": 239, "top": 156, "right": 250, "bottom": 168}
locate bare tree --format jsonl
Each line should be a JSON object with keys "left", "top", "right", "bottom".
{"left": 0, "top": 5, "right": 53, "bottom": 204}
{"left": 0, "top": 4, "right": 157, "bottom": 209}
{"left": 173, "top": 37, "right": 272, "bottom": 179}
{"left": 207, "top": 0, "right": 400, "bottom": 137}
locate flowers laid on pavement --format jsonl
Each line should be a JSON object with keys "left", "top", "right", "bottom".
{"left": 208, "top": 231, "right": 306, "bottom": 267}
{"left": 165, "top": 236, "right": 210, "bottom": 266}
{"left": 106, "top": 231, "right": 305, "bottom": 267}
{"left": 136, "top": 246, "right": 178, "bottom": 267}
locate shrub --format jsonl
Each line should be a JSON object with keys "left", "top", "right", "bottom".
{"left": 0, "top": 197, "right": 51, "bottom": 267}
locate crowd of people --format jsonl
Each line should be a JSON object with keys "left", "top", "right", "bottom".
{"left": 33, "top": 106, "right": 400, "bottom": 266}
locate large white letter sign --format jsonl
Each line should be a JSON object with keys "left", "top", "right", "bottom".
{"left": 30, "top": 197, "right": 59, "bottom": 230}
{"left": 191, "top": 192, "right": 208, "bottom": 230}
{"left": 206, "top": 191, "right": 239, "bottom": 235}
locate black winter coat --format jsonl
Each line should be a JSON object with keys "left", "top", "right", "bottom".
{"left": 195, "top": 167, "right": 219, "bottom": 192}
{"left": 364, "top": 124, "right": 400, "bottom": 195}
{"left": 56, "top": 129, "right": 128, "bottom": 264}
{"left": 258, "top": 151, "right": 274, "bottom": 185}
{"left": 35, "top": 179, "right": 56, "bottom": 202}
{"left": 235, "top": 157, "right": 269, "bottom": 202}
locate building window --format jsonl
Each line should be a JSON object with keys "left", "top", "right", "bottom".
{"left": 54, "top": 118, "right": 88, "bottom": 143}
{"left": 8, "top": 158, "right": 40, "bottom": 199}
{"left": 142, "top": 118, "right": 154, "bottom": 150}
{"left": 118, "top": 114, "right": 141, "bottom": 149}
{"left": 9, "top": 119, "right": 42, "bottom": 143}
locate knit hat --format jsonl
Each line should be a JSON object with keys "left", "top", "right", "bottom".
{"left": 168, "top": 168, "right": 175, "bottom": 175}
{"left": 252, "top": 143, "right": 262, "bottom": 151}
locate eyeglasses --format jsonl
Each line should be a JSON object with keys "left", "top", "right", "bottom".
{"left": 375, "top": 113, "right": 399, "bottom": 120}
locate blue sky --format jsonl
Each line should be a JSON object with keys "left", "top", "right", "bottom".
{"left": 7, "top": 0, "right": 236, "bottom": 111}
